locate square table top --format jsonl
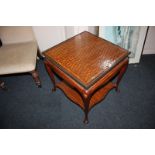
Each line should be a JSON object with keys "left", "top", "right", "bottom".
{"left": 44, "top": 31, "right": 129, "bottom": 89}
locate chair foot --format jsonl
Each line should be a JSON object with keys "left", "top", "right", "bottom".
{"left": 30, "top": 70, "right": 41, "bottom": 88}
{"left": 0, "top": 81, "right": 7, "bottom": 90}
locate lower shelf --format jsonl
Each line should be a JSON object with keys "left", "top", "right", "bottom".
{"left": 56, "top": 81, "right": 84, "bottom": 109}
{"left": 89, "top": 82, "right": 116, "bottom": 110}
{"left": 56, "top": 81, "right": 116, "bottom": 111}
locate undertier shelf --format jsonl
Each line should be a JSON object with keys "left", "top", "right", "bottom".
{"left": 56, "top": 81, "right": 116, "bottom": 111}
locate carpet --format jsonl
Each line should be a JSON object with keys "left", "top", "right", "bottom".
{"left": 0, "top": 55, "right": 155, "bottom": 129}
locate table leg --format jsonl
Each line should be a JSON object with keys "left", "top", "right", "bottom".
{"left": 44, "top": 61, "right": 56, "bottom": 92}
{"left": 115, "top": 62, "right": 128, "bottom": 92}
{"left": 82, "top": 94, "right": 91, "bottom": 124}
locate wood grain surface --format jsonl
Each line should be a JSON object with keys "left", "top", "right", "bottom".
{"left": 44, "top": 31, "right": 129, "bottom": 88}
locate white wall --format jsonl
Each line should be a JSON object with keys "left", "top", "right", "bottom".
{"left": 33, "top": 26, "right": 98, "bottom": 52}
{"left": 64, "top": 26, "right": 98, "bottom": 39}
{"left": 88, "top": 26, "right": 98, "bottom": 35}
{"left": 0, "top": 26, "right": 35, "bottom": 44}
{"left": 143, "top": 26, "right": 155, "bottom": 54}
{"left": 32, "top": 26, "right": 66, "bottom": 52}
{"left": 65, "top": 26, "right": 75, "bottom": 39}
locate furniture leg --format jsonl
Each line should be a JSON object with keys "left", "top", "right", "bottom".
{"left": 115, "top": 62, "right": 128, "bottom": 92}
{"left": 0, "top": 81, "right": 7, "bottom": 90}
{"left": 31, "top": 70, "right": 41, "bottom": 88}
{"left": 44, "top": 61, "right": 56, "bottom": 92}
{"left": 82, "top": 94, "right": 91, "bottom": 124}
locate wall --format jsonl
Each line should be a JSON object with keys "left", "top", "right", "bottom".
{"left": 0, "top": 26, "right": 35, "bottom": 44}
{"left": 143, "top": 26, "right": 155, "bottom": 54}
{"left": 88, "top": 26, "right": 98, "bottom": 36}
{"left": 32, "top": 26, "right": 66, "bottom": 52}
{"left": 33, "top": 26, "right": 98, "bottom": 52}
{"left": 64, "top": 26, "right": 98, "bottom": 39}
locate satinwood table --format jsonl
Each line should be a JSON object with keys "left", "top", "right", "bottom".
{"left": 43, "top": 31, "right": 129, "bottom": 124}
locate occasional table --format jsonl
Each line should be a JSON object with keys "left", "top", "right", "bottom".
{"left": 43, "top": 31, "right": 129, "bottom": 123}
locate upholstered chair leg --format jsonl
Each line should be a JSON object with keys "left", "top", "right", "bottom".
{"left": 30, "top": 70, "right": 41, "bottom": 88}
{"left": 0, "top": 81, "right": 7, "bottom": 90}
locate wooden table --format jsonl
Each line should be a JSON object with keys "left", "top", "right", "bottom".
{"left": 43, "top": 31, "right": 129, "bottom": 124}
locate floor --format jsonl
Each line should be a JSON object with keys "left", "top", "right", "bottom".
{"left": 0, "top": 55, "right": 155, "bottom": 129}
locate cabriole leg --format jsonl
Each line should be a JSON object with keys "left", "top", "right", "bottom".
{"left": 82, "top": 94, "right": 91, "bottom": 124}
